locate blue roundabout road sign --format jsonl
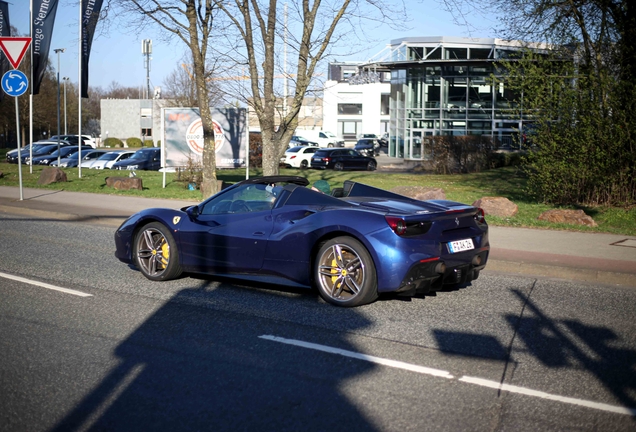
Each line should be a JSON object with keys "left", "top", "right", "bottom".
{"left": 2, "top": 70, "right": 29, "bottom": 97}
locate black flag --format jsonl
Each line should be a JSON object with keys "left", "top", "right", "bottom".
{"left": 0, "top": 1, "right": 11, "bottom": 101}
{"left": 81, "top": 0, "right": 103, "bottom": 98}
{"left": 31, "top": 0, "right": 59, "bottom": 95}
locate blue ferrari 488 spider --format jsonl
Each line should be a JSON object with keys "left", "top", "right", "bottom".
{"left": 114, "top": 176, "right": 489, "bottom": 307}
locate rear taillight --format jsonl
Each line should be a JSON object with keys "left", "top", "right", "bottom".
{"left": 474, "top": 208, "right": 486, "bottom": 224}
{"left": 385, "top": 216, "right": 432, "bottom": 237}
{"left": 290, "top": 155, "right": 297, "bottom": 159}
{"left": 385, "top": 216, "right": 407, "bottom": 236}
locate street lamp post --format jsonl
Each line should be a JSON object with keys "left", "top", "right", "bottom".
{"left": 54, "top": 48, "right": 65, "bottom": 165}
{"left": 62, "top": 77, "right": 69, "bottom": 135}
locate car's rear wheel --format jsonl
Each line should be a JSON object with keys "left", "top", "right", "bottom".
{"left": 300, "top": 160, "right": 308, "bottom": 169}
{"left": 334, "top": 162, "right": 344, "bottom": 171}
{"left": 366, "top": 160, "right": 377, "bottom": 171}
{"left": 315, "top": 237, "right": 378, "bottom": 307}
{"left": 134, "top": 222, "right": 182, "bottom": 281}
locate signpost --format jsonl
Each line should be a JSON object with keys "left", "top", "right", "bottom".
{"left": 0, "top": 37, "right": 32, "bottom": 201}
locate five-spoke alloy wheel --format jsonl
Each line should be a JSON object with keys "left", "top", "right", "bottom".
{"left": 134, "top": 222, "right": 182, "bottom": 281}
{"left": 315, "top": 236, "right": 378, "bottom": 306}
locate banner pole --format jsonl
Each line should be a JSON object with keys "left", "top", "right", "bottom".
{"left": 78, "top": 0, "right": 82, "bottom": 178}
{"left": 29, "top": 0, "right": 33, "bottom": 173}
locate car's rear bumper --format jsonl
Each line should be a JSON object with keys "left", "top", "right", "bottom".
{"left": 395, "top": 247, "right": 489, "bottom": 296}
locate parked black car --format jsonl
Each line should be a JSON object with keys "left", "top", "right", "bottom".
{"left": 22, "top": 144, "right": 64, "bottom": 165}
{"left": 6, "top": 143, "right": 51, "bottom": 163}
{"left": 288, "top": 135, "right": 319, "bottom": 148}
{"left": 30, "top": 145, "right": 92, "bottom": 166}
{"left": 310, "top": 148, "right": 377, "bottom": 171}
{"left": 112, "top": 148, "right": 161, "bottom": 171}
{"left": 354, "top": 138, "right": 381, "bottom": 157}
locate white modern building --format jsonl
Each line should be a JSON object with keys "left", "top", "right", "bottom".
{"left": 353, "top": 36, "right": 549, "bottom": 159}
{"left": 322, "top": 62, "right": 391, "bottom": 144}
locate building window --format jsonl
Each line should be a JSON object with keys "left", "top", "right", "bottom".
{"left": 141, "top": 128, "right": 152, "bottom": 137}
{"left": 445, "top": 47, "right": 468, "bottom": 60}
{"left": 338, "top": 103, "right": 363, "bottom": 115}
{"left": 381, "top": 94, "right": 390, "bottom": 115}
{"left": 338, "top": 120, "right": 361, "bottom": 140}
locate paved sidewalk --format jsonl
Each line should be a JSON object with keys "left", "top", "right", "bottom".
{"left": 1, "top": 186, "right": 635, "bottom": 288}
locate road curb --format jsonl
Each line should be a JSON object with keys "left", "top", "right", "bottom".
{"left": 485, "top": 259, "right": 636, "bottom": 288}
{"left": 0, "top": 205, "right": 125, "bottom": 227}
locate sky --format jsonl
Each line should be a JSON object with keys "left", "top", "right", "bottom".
{"left": 5, "top": 1, "right": 497, "bottom": 93}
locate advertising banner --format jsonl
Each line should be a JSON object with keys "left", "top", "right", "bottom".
{"left": 0, "top": 1, "right": 10, "bottom": 101}
{"left": 80, "top": 0, "right": 103, "bottom": 98}
{"left": 31, "top": 0, "right": 59, "bottom": 95}
{"left": 162, "top": 107, "right": 248, "bottom": 169}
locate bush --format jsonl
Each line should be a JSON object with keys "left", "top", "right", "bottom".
{"left": 428, "top": 135, "right": 497, "bottom": 174}
{"left": 176, "top": 155, "right": 203, "bottom": 189}
{"left": 126, "top": 138, "right": 143, "bottom": 148}
{"left": 491, "top": 151, "right": 523, "bottom": 169}
{"left": 249, "top": 132, "right": 262, "bottom": 168}
{"left": 103, "top": 137, "right": 124, "bottom": 148}
{"left": 143, "top": 140, "right": 154, "bottom": 147}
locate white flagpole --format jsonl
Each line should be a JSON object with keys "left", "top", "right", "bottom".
{"left": 78, "top": 0, "right": 82, "bottom": 178}
{"left": 29, "top": 0, "right": 33, "bottom": 174}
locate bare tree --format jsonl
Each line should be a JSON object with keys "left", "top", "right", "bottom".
{"left": 215, "top": 0, "right": 406, "bottom": 175}
{"left": 162, "top": 56, "right": 225, "bottom": 107}
{"left": 105, "top": 0, "right": 222, "bottom": 196}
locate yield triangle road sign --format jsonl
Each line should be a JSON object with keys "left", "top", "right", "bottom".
{"left": 0, "top": 37, "right": 32, "bottom": 69}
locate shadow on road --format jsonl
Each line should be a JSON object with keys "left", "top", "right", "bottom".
{"left": 49, "top": 280, "right": 376, "bottom": 431}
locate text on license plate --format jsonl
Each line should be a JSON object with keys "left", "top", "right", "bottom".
{"left": 448, "top": 238, "right": 474, "bottom": 253}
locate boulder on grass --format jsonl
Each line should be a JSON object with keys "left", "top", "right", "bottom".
{"left": 472, "top": 196, "right": 518, "bottom": 218}
{"left": 106, "top": 176, "right": 143, "bottom": 191}
{"left": 390, "top": 185, "right": 446, "bottom": 201}
{"left": 538, "top": 209, "right": 598, "bottom": 227}
{"left": 37, "top": 167, "right": 67, "bottom": 185}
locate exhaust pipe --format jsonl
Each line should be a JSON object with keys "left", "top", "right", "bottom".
{"left": 434, "top": 262, "right": 446, "bottom": 274}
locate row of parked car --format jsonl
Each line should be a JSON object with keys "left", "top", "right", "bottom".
{"left": 5, "top": 141, "right": 162, "bottom": 171}
{"left": 282, "top": 145, "right": 378, "bottom": 171}
{"left": 281, "top": 133, "right": 386, "bottom": 171}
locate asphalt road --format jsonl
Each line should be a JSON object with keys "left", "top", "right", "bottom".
{"left": 1, "top": 214, "right": 635, "bottom": 431}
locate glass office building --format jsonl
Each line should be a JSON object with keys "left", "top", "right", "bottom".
{"left": 360, "top": 37, "right": 549, "bottom": 160}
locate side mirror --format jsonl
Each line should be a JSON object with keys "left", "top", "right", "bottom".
{"left": 186, "top": 205, "right": 200, "bottom": 218}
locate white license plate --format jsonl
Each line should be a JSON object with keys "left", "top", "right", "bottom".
{"left": 448, "top": 238, "right": 474, "bottom": 253}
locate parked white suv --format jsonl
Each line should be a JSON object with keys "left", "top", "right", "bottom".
{"left": 293, "top": 130, "right": 344, "bottom": 147}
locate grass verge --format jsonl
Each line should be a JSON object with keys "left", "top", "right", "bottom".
{"left": 0, "top": 157, "right": 634, "bottom": 236}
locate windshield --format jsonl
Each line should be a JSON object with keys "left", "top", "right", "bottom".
{"left": 33, "top": 145, "right": 57, "bottom": 155}
{"left": 129, "top": 151, "right": 152, "bottom": 160}
{"left": 98, "top": 152, "right": 120, "bottom": 161}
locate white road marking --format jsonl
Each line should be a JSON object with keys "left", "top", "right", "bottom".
{"left": 460, "top": 376, "right": 636, "bottom": 416}
{"left": 0, "top": 271, "right": 93, "bottom": 297}
{"left": 260, "top": 334, "right": 636, "bottom": 417}
{"left": 259, "top": 335, "right": 454, "bottom": 378}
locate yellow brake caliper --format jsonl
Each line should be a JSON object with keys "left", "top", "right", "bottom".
{"left": 330, "top": 258, "right": 338, "bottom": 285}
{"left": 159, "top": 240, "right": 170, "bottom": 267}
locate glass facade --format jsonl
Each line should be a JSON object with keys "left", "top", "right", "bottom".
{"left": 383, "top": 38, "right": 539, "bottom": 159}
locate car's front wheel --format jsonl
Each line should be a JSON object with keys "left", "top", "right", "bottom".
{"left": 300, "top": 160, "right": 308, "bottom": 169}
{"left": 366, "top": 160, "right": 377, "bottom": 171}
{"left": 134, "top": 222, "right": 182, "bottom": 281}
{"left": 314, "top": 237, "right": 378, "bottom": 307}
